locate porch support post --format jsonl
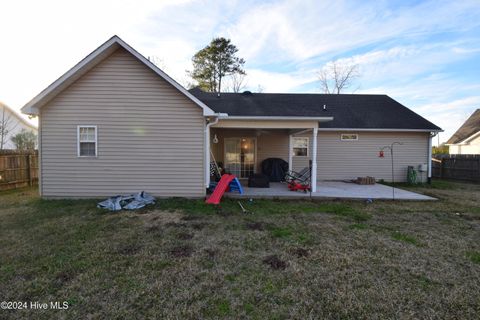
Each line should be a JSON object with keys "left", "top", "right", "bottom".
{"left": 288, "top": 134, "right": 293, "bottom": 172}
{"left": 311, "top": 128, "right": 318, "bottom": 192}
{"left": 205, "top": 117, "right": 219, "bottom": 188}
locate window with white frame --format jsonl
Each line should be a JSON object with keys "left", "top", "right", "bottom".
{"left": 78, "top": 126, "right": 97, "bottom": 157}
{"left": 292, "top": 137, "right": 309, "bottom": 156}
{"left": 341, "top": 133, "right": 358, "bottom": 141}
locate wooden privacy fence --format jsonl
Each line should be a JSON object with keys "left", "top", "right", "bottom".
{"left": 432, "top": 154, "right": 480, "bottom": 183}
{"left": 0, "top": 150, "right": 39, "bottom": 191}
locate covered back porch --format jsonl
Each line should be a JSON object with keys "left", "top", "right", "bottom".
{"left": 206, "top": 117, "right": 329, "bottom": 193}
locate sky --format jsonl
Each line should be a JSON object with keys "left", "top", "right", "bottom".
{"left": 1, "top": 0, "right": 480, "bottom": 144}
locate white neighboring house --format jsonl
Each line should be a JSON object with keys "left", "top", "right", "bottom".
{"left": 0, "top": 102, "right": 38, "bottom": 150}
{"left": 447, "top": 109, "right": 480, "bottom": 155}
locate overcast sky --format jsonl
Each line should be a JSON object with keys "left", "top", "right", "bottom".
{"left": 1, "top": 0, "right": 480, "bottom": 144}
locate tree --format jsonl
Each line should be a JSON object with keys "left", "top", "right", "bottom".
{"left": 318, "top": 60, "right": 359, "bottom": 94}
{"left": 11, "top": 129, "right": 37, "bottom": 150}
{"left": 228, "top": 73, "right": 247, "bottom": 93}
{"left": 189, "top": 37, "right": 245, "bottom": 93}
{"left": 0, "top": 105, "right": 17, "bottom": 149}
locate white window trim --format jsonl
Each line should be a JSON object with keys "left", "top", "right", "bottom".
{"left": 292, "top": 137, "right": 309, "bottom": 157}
{"left": 341, "top": 133, "right": 359, "bottom": 141}
{"left": 77, "top": 125, "right": 98, "bottom": 157}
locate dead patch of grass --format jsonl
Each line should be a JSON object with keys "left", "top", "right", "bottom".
{"left": 245, "top": 221, "right": 267, "bottom": 231}
{"left": 189, "top": 222, "right": 209, "bottom": 230}
{"left": 169, "top": 245, "right": 193, "bottom": 258}
{"left": 176, "top": 232, "right": 194, "bottom": 240}
{"left": 116, "top": 243, "right": 142, "bottom": 255}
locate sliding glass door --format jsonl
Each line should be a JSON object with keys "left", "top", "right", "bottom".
{"left": 224, "top": 138, "right": 256, "bottom": 178}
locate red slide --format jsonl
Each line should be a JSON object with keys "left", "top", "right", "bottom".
{"left": 205, "top": 174, "right": 235, "bottom": 205}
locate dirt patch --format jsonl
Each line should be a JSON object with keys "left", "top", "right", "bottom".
{"left": 170, "top": 245, "right": 194, "bottom": 258}
{"left": 190, "top": 222, "right": 209, "bottom": 230}
{"left": 459, "top": 214, "right": 480, "bottom": 221}
{"left": 204, "top": 248, "right": 218, "bottom": 258}
{"left": 165, "top": 222, "right": 187, "bottom": 228}
{"left": 290, "top": 247, "right": 310, "bottom": 258}
{"left": 116, "top": 243, "right": 142, "bottom": 255}
{"left": 263, "top": 255, "right": 287, "bottom": 270}
{"left": 145, "top": 225, "right": 161, "bottom": 233}
{"left": 140, "top": 210, "right": 184, "bottom": 225}
{"left": 177, "top": 232, "right": 194, "bottom": 240}
{"left": 245, "top": 222, "right": 267, "bottom": 231}
{"left": 54, "top": 270, "right": 75, "bottom": 286}
{"left": 181, "top": 215, "right": 203, "bottom": 221}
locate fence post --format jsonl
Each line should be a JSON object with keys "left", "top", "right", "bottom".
{"left": 440, "top": 159, "right": 444, "bottom": 179}
{"left": 26, "top": 154, "right": 32, "bottom": 186}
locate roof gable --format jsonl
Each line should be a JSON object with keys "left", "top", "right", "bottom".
{"left": 447, "top": 109, "right": 480, "bottom": 144}
{"left": 21, "top": 36, "right": 215, "bottom": 116}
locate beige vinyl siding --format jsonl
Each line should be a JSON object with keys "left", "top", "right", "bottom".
{"left": 211, "top": 128, "right": 429, "bottom": 182}
{"left": 40, "top": 48, "right": 205, "bottom": 198}
{"left": 313, "top": 131, "right": 430, "bottom": 182}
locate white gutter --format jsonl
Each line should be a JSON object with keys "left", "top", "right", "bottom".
{"left": 205, "top": 116, "right": 219, "bottom": 188}
{"left": 446, "top": 130, "right": 480, "bottom": 145}
{"left": 317, "top": 128, "right": 443, "bottom": 132}
{"left": 219, "top": 116, "right": 333, "bottom": 121}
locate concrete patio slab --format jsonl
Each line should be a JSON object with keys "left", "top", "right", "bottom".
{"left": 226, "top": 181, "right": 436, "bottom": 200}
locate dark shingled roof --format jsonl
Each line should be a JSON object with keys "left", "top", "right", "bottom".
{"left": 190, "top": 89, "right": 441, "bottom": 131}
{"left": 447, "top": 109, "right": 480, "bottom": 144}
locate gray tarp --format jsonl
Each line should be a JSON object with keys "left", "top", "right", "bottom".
{"left": 97, "top": 191, "right": 155, "bottom": 211}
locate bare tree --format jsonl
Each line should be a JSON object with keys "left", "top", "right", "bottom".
{"left": 229, "top": 73, "right": 247, "bottom": 93}
{"left": 318, "top": 60, "right": 359, "bottom": 94}
{"left": 0, "top": 105, "right": 17, "bottom": 150}
{"left": 147, "top": 55, "right": 166, "bottom": 70}
{"left": 256, "top": 84, "right": 265, "bottom": 93}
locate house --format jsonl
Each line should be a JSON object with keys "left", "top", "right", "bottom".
{"left": 0, "top": 102, "right": 37, "bottom": 150}
{"left": 446, "top": 109, "right": 480, "bottom": 155}
{"left": 21, "top": 36, "right": 441, "bottom": 198}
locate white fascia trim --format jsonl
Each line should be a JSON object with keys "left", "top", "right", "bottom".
{"left": 21, "top": 35, "right": 216, "bottom": 116}
{"left": 219, "top": 116, "right": 334, "bottom": 121}
{"left": 456, "top": 130, "right": 480, "bottom": 144}
{"left": 317, "top": 128, "right": 443, "bottom": 133}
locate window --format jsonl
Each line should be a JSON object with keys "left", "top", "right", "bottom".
{"left": 78, "top": 126, "right": 97, "bottom": 157}
{"left": 341, "top": 133, "right": 358, "bottom": 141}
{"left": 292, "top": 137, "right": 309, "bottom": 156}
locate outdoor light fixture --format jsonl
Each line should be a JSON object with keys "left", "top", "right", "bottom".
{"left": 213, "top": 134, "right": 219, "bottom": 144}
{"left": 379, "top": 142, "right": 404, "bottom": 200}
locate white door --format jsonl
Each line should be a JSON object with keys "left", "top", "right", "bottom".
{"left": 224, "top": 138, "right": 256, "bottom": 178}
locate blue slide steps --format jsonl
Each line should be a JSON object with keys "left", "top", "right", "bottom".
{"left": 209, "top": 177, "right": 244, "bottom": 194}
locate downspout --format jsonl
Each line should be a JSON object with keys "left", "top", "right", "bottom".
{"left": 205, "top": 116, "right": 219, "bottom": 188}
{"left": 427, "top": 132, "right": 437, "bottom": 184}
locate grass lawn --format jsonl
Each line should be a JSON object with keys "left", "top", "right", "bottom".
{"left": 1, "top": 180, "right": 480, "bottom": 319}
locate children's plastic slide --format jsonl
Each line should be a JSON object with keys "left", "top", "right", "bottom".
{"left": 206, "top": 174, "right": 242, "bottom": 205}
